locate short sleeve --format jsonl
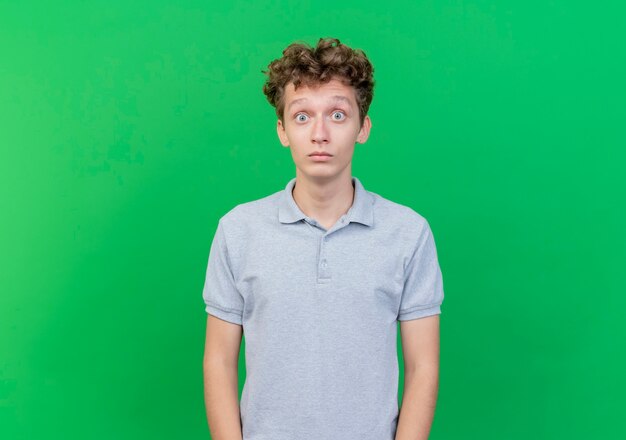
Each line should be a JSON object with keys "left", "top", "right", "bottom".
{"left": 202, "top": 220, "right": 244, "bottom": 325}
{"left": 397, "top": 221, "right": 444, "bottom": 321}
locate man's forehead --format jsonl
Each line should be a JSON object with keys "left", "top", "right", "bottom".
{"left": 287, "top": 94, "right": 352, "bottom": 109}
{"left": 284, "top": 81, "right": 357, "bottom": 108}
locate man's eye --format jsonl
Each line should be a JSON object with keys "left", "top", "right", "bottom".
{"left": 296, "top": 114, "right": 308, "bottom": 122}
{"left": 332, "top": 111, "right": 346, "bottom": 121}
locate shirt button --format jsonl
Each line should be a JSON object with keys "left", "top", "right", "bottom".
{"left": 323, "top": 236, "right": 328, "bottom": 242}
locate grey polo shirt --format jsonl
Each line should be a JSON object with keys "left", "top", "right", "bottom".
{"left": 202, "top": 176, "right": 444, "bottom": 440}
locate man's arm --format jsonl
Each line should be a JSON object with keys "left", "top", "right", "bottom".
{"left": 203, "top": 314, "right": 244, "bottom": 440}
{"left": 395, "top": 314, "right": 440, "bottom": 440}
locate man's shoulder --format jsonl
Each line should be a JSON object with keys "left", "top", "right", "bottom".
{"left": 369, "top": 190, "right": 430, "bottom": 233}
{"left": 218, "top": 187, "right": 283, "bottom": 228}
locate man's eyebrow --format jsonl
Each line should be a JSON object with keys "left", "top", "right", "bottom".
{"left": 287, "top": 95, "right": 353, "bottom": 112}
{"left": 329, "top": 95, "right": 352, "bottom": 107}
{"left": 287, "top": 98, "right": 307, "bottom": 112}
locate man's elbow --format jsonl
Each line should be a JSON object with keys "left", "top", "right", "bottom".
{"left": 404, "top": 361, "right": 439, "bottom": 383}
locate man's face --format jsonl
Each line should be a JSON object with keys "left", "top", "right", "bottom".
{"left": 276, "top": 78, "right": 371, "bottom": 181}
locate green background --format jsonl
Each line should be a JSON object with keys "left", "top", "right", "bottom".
{"left": 1, "top": 1, "right": 624, "bottom": 438}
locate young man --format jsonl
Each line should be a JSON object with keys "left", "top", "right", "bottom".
{"left": 202, "top": 38, "right": 444, "bottom": 440}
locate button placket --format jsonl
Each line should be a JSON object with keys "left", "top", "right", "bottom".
{"left": 318, "top": 234, "right": 331, "bottom": 281}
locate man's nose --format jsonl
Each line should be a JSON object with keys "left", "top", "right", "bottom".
{"left": 311, "top": 117, "right": 329, "bottom": 144}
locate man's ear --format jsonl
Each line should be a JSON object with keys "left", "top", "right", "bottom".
{"left": 276, "top": 119, "right": 290, "bottom": 147}
{"left": 356, "top": 115, "right": 372, "bottom": 144}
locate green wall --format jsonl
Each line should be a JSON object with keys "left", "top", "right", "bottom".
{"left": 1, "top": 1, "right": 624, "bottom": 438}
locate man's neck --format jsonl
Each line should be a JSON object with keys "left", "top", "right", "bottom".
{"left": 291, "top": 171, "right": 355, "bottom": 230}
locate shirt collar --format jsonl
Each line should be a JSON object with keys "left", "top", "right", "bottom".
{"left": 278, "top": 176, "right": 374, "bottom": 227}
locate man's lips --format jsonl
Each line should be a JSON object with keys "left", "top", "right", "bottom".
{"left": 309, "top": 152, "right": 333, "bottom": 162}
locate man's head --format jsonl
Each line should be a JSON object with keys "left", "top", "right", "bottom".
{"left": 262, "top": 38, "right": 375, "bottom": 181}
{"left": 262, "top": 37, "right": 375, "bottom": 127}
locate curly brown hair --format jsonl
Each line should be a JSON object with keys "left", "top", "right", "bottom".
{"left": 262, "top": 37, "right": 375, "bottom": 127}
